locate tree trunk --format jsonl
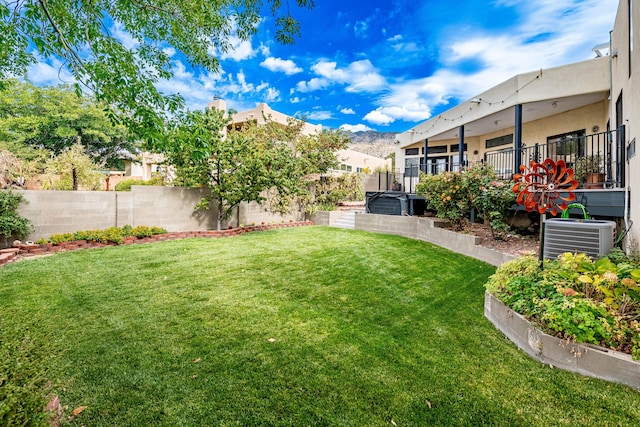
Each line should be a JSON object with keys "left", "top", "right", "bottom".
{"left": 72, "top": 167, "right": 78, "bottom": 191}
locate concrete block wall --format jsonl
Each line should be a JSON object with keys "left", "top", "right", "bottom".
{"left": 237, "top": 201, "right": 300, "bottom": 227}
{"left": 308, "top": 210, "right": 351, "bottom": 227}
{"left": 15, "top": 187, "right": 302, "bottom": 242}
{"left": 17, "top": 190, "right": 118, "bottom": 240}
{"left": 355, "top": 214, "right": 513, "bottom": 267}
{"left": 121, "top": 186, "right": 217, "bottom": 231}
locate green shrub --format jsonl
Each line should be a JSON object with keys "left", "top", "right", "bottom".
{"left": 46, "top": 225, "right": 166, "bottom": 246}
{"left": 462, "top": 166, "right": 516, "bottom": 238}
{"left": 115, "top": 175, "right": 164, "bottom": 191}
{"left": 487, "top": 252, "right": 640, "bottom": 358}
{"left": 416, "top": 166, "right": 516, "bottom": 236}
{"left": 415, "top": 171, "right": 469, "bottom": 230}
{"left": 131, "top": 225, "right": 154, "bottom": 238}
{"left": 0, "top": 190, "right": 33, "bottom": 246}
{"left": 49, "top": 232, "right": 75, "bottom": 245}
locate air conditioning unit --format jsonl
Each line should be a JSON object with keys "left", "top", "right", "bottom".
{"left": 543, "top": 218, "right": 616, "bottom": 260}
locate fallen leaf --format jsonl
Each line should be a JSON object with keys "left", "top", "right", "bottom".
{"left": 192, "top": 374, "right": 198, "bottom": 379}
{"left": 46, "top": 396, "right": 61, "bottom": 412}
{"left": 46, "top": 395, "right": 63, "bottom": 427}
{"left": 194, "top": 357, "right": 201, "bottom": 363}
{"left": 391, "top": 419, "right": 397, "bottom": 426}
{"left": 268, "top": 338, "right": 276, "bottom": 343}
{"left": 426, "top": 400, "right": 432, "bottom": 409}
{"left": 71, "top": 406, "right": 87, "bottom": 416}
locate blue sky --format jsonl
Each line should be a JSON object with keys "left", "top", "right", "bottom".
{"left": 27, "top": 0, "right": 619, "bottom": 133}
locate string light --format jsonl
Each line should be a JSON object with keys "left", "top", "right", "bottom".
{"left": 403, "top": 70, "right": 544, "bottom": 138}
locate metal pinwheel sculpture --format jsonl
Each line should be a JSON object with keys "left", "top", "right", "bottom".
{"left": 512, "top": 158, "right": 579, "bottom": 216}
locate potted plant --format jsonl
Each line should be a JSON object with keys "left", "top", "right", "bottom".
{"left": 573, "top": 154, "right": 604, "bottom": 189}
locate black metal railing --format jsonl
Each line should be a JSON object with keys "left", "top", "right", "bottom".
{"left": 485, "top": 127, "right": 625, "bottom": 188}
{"left": 373, "top": 127, "right": 625, "bottom": 192}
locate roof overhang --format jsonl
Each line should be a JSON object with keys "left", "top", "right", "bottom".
{"left": 397, "top": 57, "right": 610, "bottom": 147}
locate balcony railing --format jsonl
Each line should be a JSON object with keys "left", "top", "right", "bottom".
{"left": 381, "top": 127, "right": 625, "bottom": 193}
{"left": 485, "top": 127, "right": 625, "bottom": 188}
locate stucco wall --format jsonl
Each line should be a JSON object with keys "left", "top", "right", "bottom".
{"left": 611, "top": 0, "right": 639, "bottom": 248}
{"left": 15, "top": 186, "right": 299, "bottom": 241}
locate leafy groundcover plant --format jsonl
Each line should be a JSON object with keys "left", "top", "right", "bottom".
{"left": 486, "top": 250, "right": 640, "bottom": 358}
{"left": 43, "top": 225, "right": 167, "bottom": 245}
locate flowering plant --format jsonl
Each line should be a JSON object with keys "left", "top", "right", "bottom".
{"left": 415, "top": 171, "right": 469, "bottom": 230}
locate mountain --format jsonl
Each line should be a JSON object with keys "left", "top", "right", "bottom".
{"left": 346, "top": 131, "right": 397, "bottom": 158}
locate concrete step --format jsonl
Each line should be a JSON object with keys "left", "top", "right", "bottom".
{"left": 333, "top": 210, "right": 364, "bottom": 229}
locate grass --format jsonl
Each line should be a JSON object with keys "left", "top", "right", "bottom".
{"left": 1, "top": 226, "right": 640, "bottom": 426}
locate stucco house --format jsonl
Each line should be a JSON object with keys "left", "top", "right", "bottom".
{"left": 125, "top": 99, "right": 388, "bottom": 182}
{"left": 393, "top": 0, "right": 638, "bottom": 245}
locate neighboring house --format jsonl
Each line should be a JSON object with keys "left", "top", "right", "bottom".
{"left": 395, "top": 0, "right": 637, "bottom": 241}
{"left": 332, "top": 148, "right": 391, "bottom": 174}
{"left": 208, "top": 98, "right": 322, "bottom": 136}
{"left": 122, "top": 100, "right": 322, "bottom": 183}
{"left": 125, "top": 99, "right": 384, "bottom": 183}
{"left": 124, "top": 152, "right": 164, "bottom": 181}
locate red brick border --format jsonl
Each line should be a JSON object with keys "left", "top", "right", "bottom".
{"left": 4, "top": 221, "right": 313, "bottom": 266}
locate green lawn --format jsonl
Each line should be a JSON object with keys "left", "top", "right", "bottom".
{"left": 1, "top": 226, "right": 639, "bottom": 426}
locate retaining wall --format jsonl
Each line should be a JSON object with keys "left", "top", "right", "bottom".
{"left": 485, "top": 291, "right": 640, "bottom": 390}
{"left": 352, "top": 213, "right": 513, "bottom": 267}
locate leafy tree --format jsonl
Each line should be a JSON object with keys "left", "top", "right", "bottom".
{"left": 43, "top": 143, "right": 104, "bottom": 190}
{"left": 0, "top": 149, "right": 24, "bottom": 188}
{"left": 1, "top": 0, "right": 314, "bottom": 143}
{"left": 165, "top": 108, "right": 348, "bottom": 230}
{"left": 0, "top": 190, "right": 32, "bottom": 247}
{"left": 166, "top": 108, "right": 270, "bottom": 230}
{"left": 0, "top": 79, "right": 132, "bottom": 168}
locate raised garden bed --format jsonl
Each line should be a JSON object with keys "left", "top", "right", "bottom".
{"left": 484, "top": 291, "right": 640, "bottom": 390}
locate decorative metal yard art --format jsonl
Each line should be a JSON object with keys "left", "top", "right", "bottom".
{"left": 512, "top": 158, "right": 578, "bottom": 262}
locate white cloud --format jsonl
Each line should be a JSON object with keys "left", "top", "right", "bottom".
{"left": 361, "top": 0, "right": 618, "bottom": 126}
{"left": 296, "top": 77, "right": 331, "bottom": 92}
{"left": 162, "top": 47, "right": 177, "bottom": 57}
{"left": 307, "top": 110, "right": 333, "bottom": 120}
{"left": 27, "top": 54, "right": 76, "bottom": 86}
{"left": 260, "top": 57, "right": 303, "bottom": 75}
{"left": 258, "top": 43, "right": 271, "bottom": 57}
{"left": 290, "top": 96, "right": 301, "bottom": 103}
{"left": 297, "top": 59, "right": 386, "bottom": 94}
{"left": 340, "top": 108, "right": 356, "bottom": 115}
{"left": 111, "top": 22, "right": 139, "bottom": 50}
{"left": 264, "top": 87, "right": 280, "bottom": 102}
{"left": 340, "top": 123, "right": 373, "bottom": 132}
{"left": 363, "top": 110, "right": 394, "bottom": 126}
{"left": 220, "top": 35, "right": 257, "bottom": 61}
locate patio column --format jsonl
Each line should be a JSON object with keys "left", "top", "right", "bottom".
{"left": 422, "top": 139, "right": 428, "bottom": 173}
{"left": 514, "top": 104, "right": 523, "bottom": 176}
{"left": 458, "top": 126, "right": 465, "bottom": 170}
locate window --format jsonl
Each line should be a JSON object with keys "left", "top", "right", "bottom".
{"left": 339, "top": 164, "right": 353, "bottom": 172}
{"left": 405, "top": 148, "right": 419, "bottom": 156}
{"left": 405, "top": 158, "right": 420, "bottom": 177}
{"left": 427, "top": 145, "right": 447, "bottom": 154}
{"left": 486, "top": 134, "right": 513, "bottom": 149}
{"left": 546, "top": 130, "right": 586, "bottom": 157}
{"left": 450, "top": 143, "right": 468, "bottom": 153}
